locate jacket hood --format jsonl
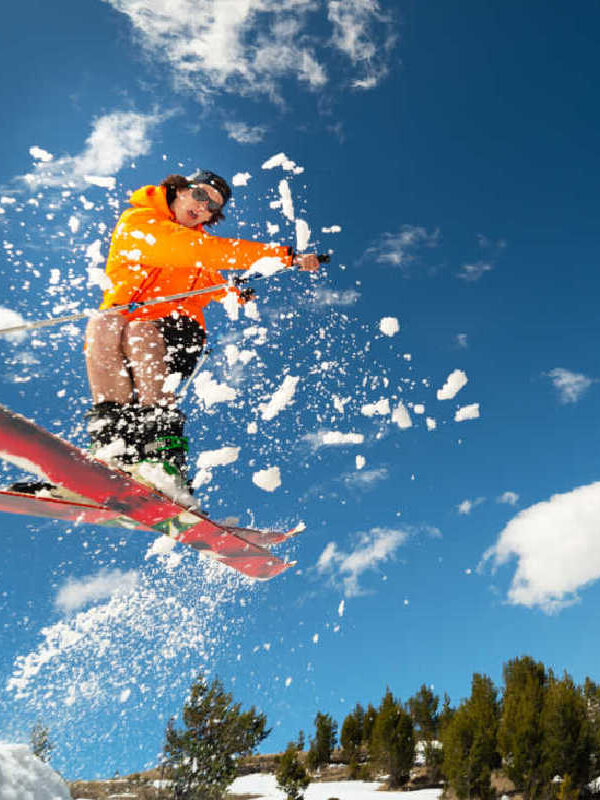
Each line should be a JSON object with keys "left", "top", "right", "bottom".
{"left": 128, "top": 185, "right": 172, "bottom": 218}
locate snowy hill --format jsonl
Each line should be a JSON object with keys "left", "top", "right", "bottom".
{"left": 0, "top": 744, "right": 71, "bottom": 800}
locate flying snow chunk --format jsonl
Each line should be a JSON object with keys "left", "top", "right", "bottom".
{"left": 259, "top": 375, "right": 300, "bottom": 421}
{"left": 68, "top": 215, "right": 80, "bottom": 234}
{"left": 196, "top": 446, "right": 240, "bottom": 470}
{"left": 295, "top": 219, "right": 311, "bottom": 252}
{"left": 455, "top": 403, "right": 480, "bottom": 422}
{"left": 392, "top": 402, "right": 413, "bottom": 429}
{"left": 119, "top": 688, "right": 131, "bottom": 703}
{"left": 437, "top": 369, "right": 468, "bottom": 400}
{"left": 252, "top": 466, "right": 282, "bottom": 492}
{"left": 232, "top": 172, "right": 251, "bottom": 186}
{"left": 413, "top": 403, "right": 425, "bottom": 415}
{"left": 29, "top": 145, "right": 54, "bottom": 162}
{"left": 285, "top": 676, "right": 293, "bottom": 687}
{"left": 222, "top": 289, "right": 240, "bottom": 321}
{"left": 321, "top": 431, "right": 364, "bottom": 446}
{"left": 0, "top": 308, "right": 27, "bottom": 343}
{"left": 379, "top": 317, "right": 400, "bottom": 337}
{"left": 361, "top": 398, "right": 390, "bottom": 417}
{"left": 85, "top": 175, "right": 116, "bottom": 189}
{"left": 426, "top": 417, "right": 437, "bottom": 431}
{"left": 262, "top": 152, "right": 303, "bottom": 173}
{"left": 356, "top": 455, "right": 366, "bottom": 470}
{"left": 0, "top": 744, "right": 71, "bottom": 799}
{"left": 338, "top": 599, "right": 345, "bottom": 617}
{"left": 194, "top": 371, "right": 237, "bottom": 409}
{"left": 322, "top": 225, "right": 342, "bottom": 234}
{"left": 278, "top": 179, "right": 295, "bottom": 221}
{"left": 246, "top": 255, "right": 288, "bottom": 278}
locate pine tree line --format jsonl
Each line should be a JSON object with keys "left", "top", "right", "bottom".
{"left": 313, "top": 655, "right": 600, "bottom": 800}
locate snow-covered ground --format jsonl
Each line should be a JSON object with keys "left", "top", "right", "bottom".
{"left": 229, "top": 774, "right": 443, "bottom": 800}
{"left": 0, "top": 744, "right": 71, "bottom": 800}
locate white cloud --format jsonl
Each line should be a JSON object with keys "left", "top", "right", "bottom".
{"left": 22, "top": 112, "right": 160, "bottom": 189}
{"left": 366, "top": 225, "right": 440, "bottom": 274}
{"left": 457, "top": 261, "right": 493, "bottom": 282}
{"left": 313, "top": 288, "right": 360, "bottom": 307}
{"left": 437, "top": 369, "right": 468, "bottom": 400}
{"left": 546, "top": 367, "right": 594, "bottom": 404}
{"left": 497, "top": 491, "right": 519, "bottom": 506}
{"left": 101, "top": 1, "right": 395, "bottom": 102}
{"left": 457, "top": 497, "right": 485, "bottom": 515}
{"left": 343, "top": 467, "right": 389, "bottom": 489}
{"left": 327, "top": 0, "right": 397, "bottom": 89}
{"left": 317, "top": 527, "right": 408, "bottom": 597}
{"left": 55, "top": 569, "right": 139, "bottom": 613}
{"left": 481, "top": 481, "right": 600, "bottom": 612}
{"left": 224, "top": 121, "right": 267, "bottom": 144}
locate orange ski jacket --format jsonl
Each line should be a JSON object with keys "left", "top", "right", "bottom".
{"left": 99, "top": 184, "right": 294, "bottom": 326}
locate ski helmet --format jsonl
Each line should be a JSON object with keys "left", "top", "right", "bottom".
{"left": 189, "top": 170, "right": 232, "bottom": 205}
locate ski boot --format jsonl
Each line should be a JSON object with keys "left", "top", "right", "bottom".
{"left": 122, "top": 404, "right": 195, "bottom": 506}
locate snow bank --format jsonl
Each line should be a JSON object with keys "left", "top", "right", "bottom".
{"left": 0, "top": 744, "right": 71, "bottom": 800}
{"left": 229, "top": 774, "right": 443, "bottom": 800}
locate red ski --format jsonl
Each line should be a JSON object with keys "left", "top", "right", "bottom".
{"left": 0, "top": 487, "right": 304, "bottom": 546}
{"left": 0, "top": 404, "right": 296, "bottom": 580}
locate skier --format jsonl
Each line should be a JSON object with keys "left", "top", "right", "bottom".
{"left": 84, "top": 170, "right": 320, "bottom": 495}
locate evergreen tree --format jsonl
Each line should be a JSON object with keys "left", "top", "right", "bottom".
{"left": 307, "top": 712, "right": 338, "bottom": 771}
{"left": 409, "top": 684, "right": 440, "bottom": 741}
{"left": 297, "top": 729, "right": 305, "bottom": 751}
{"left": 498, "top": 656, "right": 547, "bottom": 800}
{"left": 276, "top": 742, "right": 310, "bottom": 800}
{"left": 438, "top": 693, "right": 455, "bottom": 737}
{"left": 30, "top": 722, "right": 53, "bottom": 763}
{"left": 441, "top": 673, "right": 499, "bottom": 800}
{"left": 583, "top": 677, "right": 600, "bottom": 772}
{"left": 163, "top": 675, "right": 269, "bottom": 800}
{"left": 340, "top": 704, "right": 364, "bottom": 763}
{"left": 369, "top": 688, "right": 415, "bottom": 789}
{"left": 362, "top": 703, "right": 378, "bottom": 746}
{"left": 541, "top": 671, "right": 594, "bottom": 790}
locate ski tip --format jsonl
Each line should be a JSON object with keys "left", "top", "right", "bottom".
{"left": 285, "top": 521, "right": 306, "bottom": 539}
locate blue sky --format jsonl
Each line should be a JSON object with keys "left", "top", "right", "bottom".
{"left": 1, "top": 0, "right": 600, "bottom": 779}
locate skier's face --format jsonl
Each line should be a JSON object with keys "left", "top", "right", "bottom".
{"left": 171, "top": 184, "right": 225, "bottom": 228}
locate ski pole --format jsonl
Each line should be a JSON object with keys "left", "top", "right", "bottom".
{"left": 0, "top": 255, "right": 331, "bottom": 337}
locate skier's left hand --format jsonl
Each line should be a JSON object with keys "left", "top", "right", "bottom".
{"left": 293, "top": 254, "right": 321, "bottom": 272}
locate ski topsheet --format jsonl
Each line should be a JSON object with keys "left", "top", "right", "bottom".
{"left": 0, "top": 488, "right": 304, "bottom": 545}
{"left": 0, "top": 404, "right": 295, "bottom": 580}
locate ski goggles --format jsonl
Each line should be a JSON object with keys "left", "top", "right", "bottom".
{"left": 189, "top": 185, "right": 224, "bottom": 212}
